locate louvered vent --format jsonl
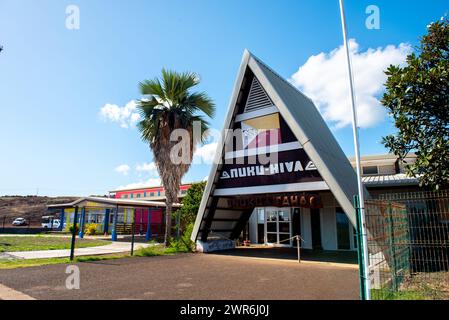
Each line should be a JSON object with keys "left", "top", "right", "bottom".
{"left": 244, "top": 77, "right": 273, "bottom": 112}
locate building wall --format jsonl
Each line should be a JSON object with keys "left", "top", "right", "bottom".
{"left": 300, "top": 208, "right": 312, "bottom": 249}
{"left": 113, "top": 184, "right": 192, "bottom": 201}
{"left": 247, "top": 192, "right": 355, "bottom": 251}
{"left": 320, "top": 207, "right": 338, "bottom": 251}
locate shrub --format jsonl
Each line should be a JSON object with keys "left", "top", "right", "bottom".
{"left": 168, "top": 223, "right": 195, "bottom": 253}
{"left": 65, "top": 223, "right": 79, "bottom": 234}
{"left": 84, "top": 223, "right": 98, "bottom": 236}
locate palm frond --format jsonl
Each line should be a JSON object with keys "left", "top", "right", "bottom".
{"left": 139, "top": 78, "right": 166, "bottom": 101}
{"left": 184, "top": 92, "right": 216, "bottom": 118}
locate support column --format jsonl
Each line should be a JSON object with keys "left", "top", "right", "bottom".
{"left": 59, "top": 208, "right": 65, "bottom": 231}
{"left": 104, "top": 208, "right": 110, "bottom": 235}
{"left": 146, "top": 208, "right": 153, "bottom": 241}
{"left": 111, "top": 205, "right": 119, "bottom": 241}
{"left": 79, "top": 207, "right": 86, "bottom": 238}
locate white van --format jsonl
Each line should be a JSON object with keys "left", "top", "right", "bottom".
{"left": 41, "top": 216, "right": 61, "bottom": 229}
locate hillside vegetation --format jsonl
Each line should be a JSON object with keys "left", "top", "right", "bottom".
{"left": 0, "top": 196, "right": 78, "bottom": 222}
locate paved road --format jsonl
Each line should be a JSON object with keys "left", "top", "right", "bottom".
{"left": 0, "top": 254, "right": 359, "bottom": 300}
{"left": 5, "top": 242, "right": 151, "bottom": 259}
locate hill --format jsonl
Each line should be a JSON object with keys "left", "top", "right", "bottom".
{"left": 0, "top": 196, "right": 78, "bottom": 225}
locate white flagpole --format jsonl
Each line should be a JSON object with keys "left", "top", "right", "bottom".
{"left": 338, "top": 0, "right": 371, "bottom": 300}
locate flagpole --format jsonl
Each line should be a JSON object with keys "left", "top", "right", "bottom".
{"left": 338, "top": 0, "right": 371, "bottom": 300}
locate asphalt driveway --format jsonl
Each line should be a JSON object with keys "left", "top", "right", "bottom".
{"left": 0, "top": 254, "right": 359, "bottom": 300}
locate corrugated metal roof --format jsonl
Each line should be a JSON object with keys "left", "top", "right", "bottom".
{"left": 362, "top": 174, "right": 419, "bottom": 187}
{"left": 48, "top": 197, "right": 181, "bottom": 209}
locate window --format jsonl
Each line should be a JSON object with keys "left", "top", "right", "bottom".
{"left": 130, "top": 193, "right": 134, "bottom": 199}
{"left": 257, "top": 208, "right": 265, "bottom": 224}
{"left": 150, "top": 192, "right": 155, "bottom": 197}
{"left": 137, "top": 194, "right": 141, "bottom": 198}
{"left": 181, "top": 190, "right": 187, "bottom": 195}
{"left": 144, "top": 191, "right": 147, "bottom": 197}
{"left": 363, "top": 166, "right": 378, "bottom": 175}
{"left": 158, "top": 190, "right": 161, "bottom": 197}
{"left": 336, "top": 207, "right": 351, "bottom": 250}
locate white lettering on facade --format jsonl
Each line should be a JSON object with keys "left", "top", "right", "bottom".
{"left": 219, "top": 160, "right": 318, "bottom": 180}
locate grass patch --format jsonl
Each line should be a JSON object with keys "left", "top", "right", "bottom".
{"left": 0, "top": 253, "right": 129, "bottom": 270}
{"left": 0, "top": 235, "right": 111, "bottom": 252}
{"left": 134, "top": 244, "right": 190, "bottom": 257}
{"left": 0, "top": 241, "right": 189, "bottom": 270}
{"left": 372, "top": 272, "right": 449, "bottom": 300}
{"left": 372, "top": 289, "right": 426, "bottom": 300}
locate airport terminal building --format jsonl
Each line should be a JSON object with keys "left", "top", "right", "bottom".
{"left": 191, "top": 50, "right": 420, "bottom": 252}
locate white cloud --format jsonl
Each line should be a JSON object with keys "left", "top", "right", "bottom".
{"left": 114, "top": 164, "right": 130, "bottom": 175}
{"left": 136, "top": 162, "right": 158, "bottom": 174}
{"left": 193, "top": 142, "right": 218, "bottom": 164}
{"left": 290, "top": 39, "right": 411, "bottom": 129}
{"left": 100, "top": 100, "right": 141, "bottom": 129}
{"left": 117, "top": 178, "right": 161, "bottom": 190}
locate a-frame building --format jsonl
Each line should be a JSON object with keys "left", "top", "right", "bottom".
{"left": 191, "top": 50, "right": 367, "bottom": 251}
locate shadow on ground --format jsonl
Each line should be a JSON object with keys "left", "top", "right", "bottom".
{"left": 212, "top": 246, "right": 358, "bottom": 264}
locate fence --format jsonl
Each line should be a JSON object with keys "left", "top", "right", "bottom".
{"left": 0, "top": 216, "right": 52, "bottom": 234}
{"left": 115, "top": 222, "right": 165, "bottom": 237}
{"left": 363, "top": 190, "right": 449, "bottom": 300}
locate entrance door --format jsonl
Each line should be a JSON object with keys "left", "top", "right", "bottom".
{"left": 310, "top": 208, "right": 322, "bottom": 250}
{"left": 265, "top": 208, "right": 292, "bottom": 246}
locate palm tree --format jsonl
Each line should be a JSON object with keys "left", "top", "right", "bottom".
{"left": 137, "top": 69, "right": 215, "bottom": 246}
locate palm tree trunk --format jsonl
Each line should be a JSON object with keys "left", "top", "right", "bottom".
{"left": 164, "top": 202, "right": 172, "bottom": 247}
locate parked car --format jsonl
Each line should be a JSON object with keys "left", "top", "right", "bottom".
{"left": 41, "top": 216, "right": 60, "bottom": 229}
{"left": 12, "top": 217, "right": 28, "bottom": 226}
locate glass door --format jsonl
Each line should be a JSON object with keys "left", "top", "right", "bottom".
{"left": 278, "top": 209, "right": 292, "bottom": 246}
{"left": 264, "top": 208, "right": 292, "bottom": 246}
{"left": 265, "top": 208, "right": 278, "bottom": 245}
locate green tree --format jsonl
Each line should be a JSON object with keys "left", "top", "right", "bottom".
{"left": 175, "top": 181, "right": 206, "bottom": 232}
{"left": 382, "top": 16, "right": 449, "bottom": 190}
{"left": 137, "top": 71, "right": 215, "bottom": 246}
{"left": 172, "top": 181, "right": 206, "bottom": 252}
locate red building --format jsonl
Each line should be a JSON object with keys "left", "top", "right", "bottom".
{"left": 109, "top": 183, "right": 193, "bottom": 201}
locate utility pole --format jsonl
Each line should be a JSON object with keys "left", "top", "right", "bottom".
{"left": 338, "top": 0, "right": 371, "bottom": 300}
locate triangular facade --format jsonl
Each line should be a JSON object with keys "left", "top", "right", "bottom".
{"left": 191, "top": 50, "right": 365, "bottom": 245}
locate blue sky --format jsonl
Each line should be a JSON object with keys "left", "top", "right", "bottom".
{"left": 0, "top": 0, "right": 447, "bottom": 196}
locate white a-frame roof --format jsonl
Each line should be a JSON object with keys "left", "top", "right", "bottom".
{"left": 191, "top": 50, "right": 366, "bottom": 242}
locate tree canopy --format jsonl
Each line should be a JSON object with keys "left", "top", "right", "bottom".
{"left": 137, "top": 70, "right": 215, "bottom": 245}
{"left": 382, "top": 16, "right": 449, "bottom": 190}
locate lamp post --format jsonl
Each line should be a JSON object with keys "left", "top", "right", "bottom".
{"left": 338, "top": 0, "right": 371, "bottom": 300}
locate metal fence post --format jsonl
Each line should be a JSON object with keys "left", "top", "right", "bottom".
{"left": 354, "top": 195, "right": 367, "bottom": 300}
{"left": 70, "top": 206, "right": 79, "bottom": 261}
{"left": 387, "top": 202, "right": 398, "bottom": 292}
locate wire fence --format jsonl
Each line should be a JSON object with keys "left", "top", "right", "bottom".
{"left": 365, "top": 190, "right": 449, "bottom": 300}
